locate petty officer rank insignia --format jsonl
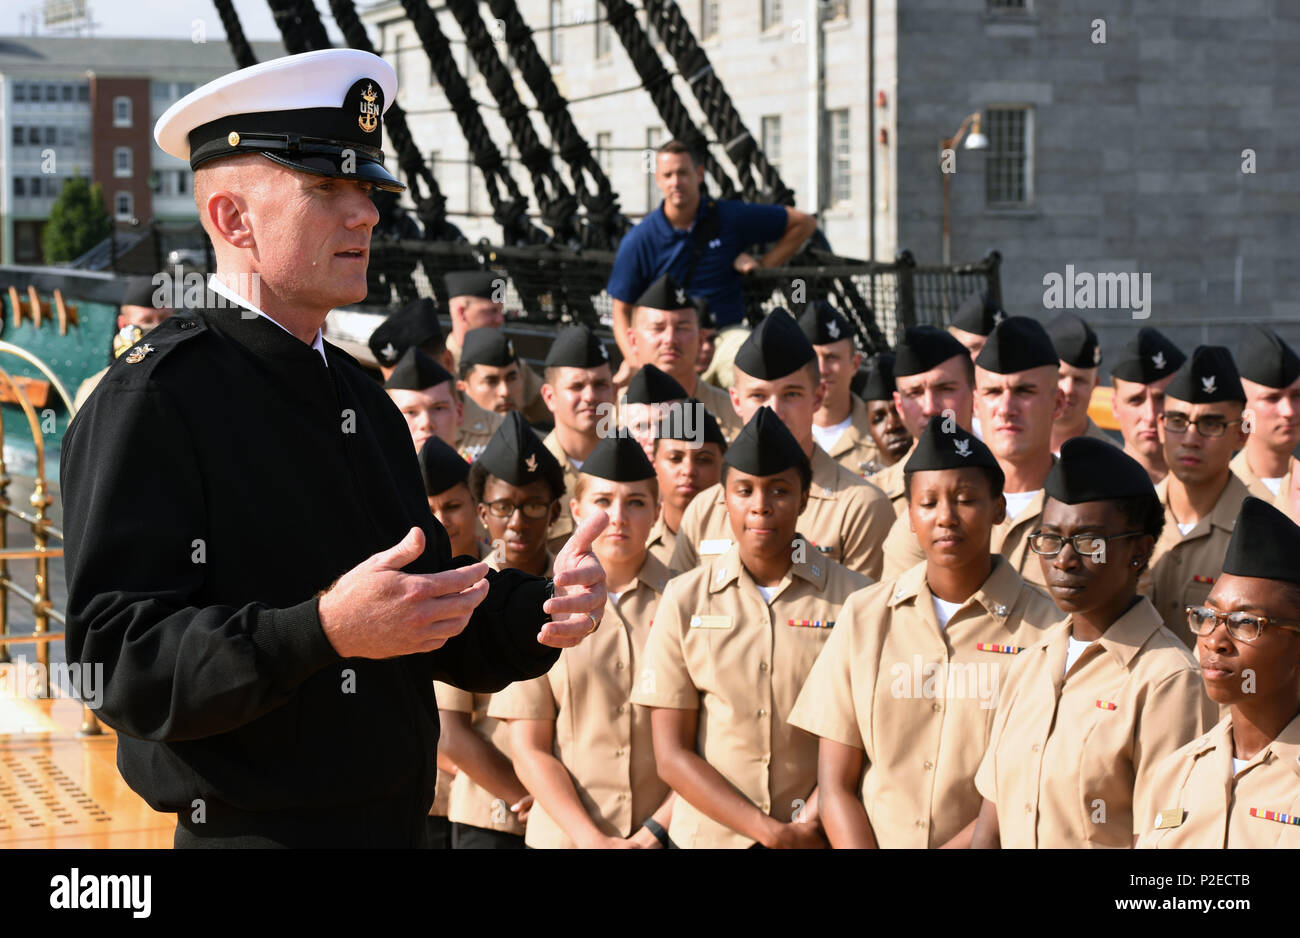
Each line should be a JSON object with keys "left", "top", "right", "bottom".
{"left": 788, "top": 619, "right": 834, "bottom": 629}
{"left": 1249, "top": 808, "right": 1300, "bottom": 826}
{"left": 344, "top": 78, "right": 383, "bottom": 142}
{"left": 975, "top": 642, "right": 1023, "bottom": 654}
{"left": 124, "top": 344, "right": 155, "bottom": 364}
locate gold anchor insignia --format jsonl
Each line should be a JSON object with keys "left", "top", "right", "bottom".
{"left": 124, "top": 343, "right": 155, "bottom": 364}
{"left": 358, "top": 81, "right": 379, "bottom": 134}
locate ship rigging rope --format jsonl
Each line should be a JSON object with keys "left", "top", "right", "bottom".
{"left": 445, "top": 0, "right": 581, "bottom": 248}
{"left": 595, "top": 0, "right": 738, "bottom": 200}
{"left": 484, "top": 0, "right": 630, "bottom": 250}
{"left": 211, "top": 0, "right": 258, "bottom": 69}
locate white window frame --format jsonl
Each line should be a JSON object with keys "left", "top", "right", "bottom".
{"left": 701, "top": 0, "right": 720, "bottom": 39}
{"left": 984, "top": 105, "right": 1035, "bottom": 208}
{"left": 828, "top": 108, "right": 851, "bottom": 205}
{"left": 761, "top": 0, "right": 783, "bottom": 32}
{"left": 596, "top": 132, "right": 612, "bottom": 175}
{"left": 113, "top": 95, "right": 132, "bottom": 127}
{"left": 550, "top": 1, "right": 564, "bottom": 65}
{"left": 115, "top": 190, "right": 133, "bottom": 221}
{"left": 761, "top": 115, "right": 781, "bottom": 172}
{"left": 114, "top": 146, "right": 133, "bottom": 178}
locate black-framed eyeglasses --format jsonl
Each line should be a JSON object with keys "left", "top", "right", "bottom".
{"left": 485, "top": 499, "right": 554, "bottom": 520}
{"left": 1027, "top": 531, "right": 1145, "bottom": 557}
{"left": 1186, "top": 605, "right": 1300, "bottom": 643}
{"left": 1159, "top": 412, "right": 1242, "bottom": 438}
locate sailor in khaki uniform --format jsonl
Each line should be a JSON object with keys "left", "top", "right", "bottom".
{"left": 621, "top": 364, "right": 688, "bottom": 461}
{"left": 1143, "top": 346, "right": 1251, "bottom": 646}
{"left": 1108, "top": 327, "right": 1186, "bottom": 485}
{"left": 800, "top": 303, "right": 896, "bottom": 478}
{"left": 670, "top": 310, "right": 893, "bottom": 578}
{"left": 870, "top": 327, "right": 975, "bottom": 517}
{"left": 1230, "top": 325, "right": 1300, "bottom": 502}
{"left": 947, "top": 290, "right": 1004, "bottom": 365}
{"left": 971, "top": 439, "right": 1216, "bottom": 849}
{"left": 457, "top": 394, "right": 503, "bottom": 464}
{"left": 383, "top": 347, "right": 461, "bottom": 453}
{"left": 858, "top": 355, "right": 911, "bottom": 476}
{"left": 490, "top": 437, "right": 675, "bottom": 848}
{"left": 457, "top": 327, "right": 526, "bottom": 422}
{"left": 1137, "top": 497, "right": 1300, "bottom": 849}
{"left": 632, "top": 408, "right": 872, "bottom": 848}
{"left": 1046, "top": 312, "right": 1117, "bottom": 455}
{"left": 539, "top": 325, "right": 616, "bottom": 554}
{"left": 883, "top": 318, "right": 1064, "bottom": 590}
{"left": 648, "top": 405, "right": 726, "bottom": 571}
{"left": 624, "top": 273, "right": 742, "bottom": 441}
{"left": 1276, "top": 442, "right": 1300, "bottom": 523}
{"left": 789, "top": 418, "right": 1059, "bottom": 849}
{"left": 443, "top": 270, "right": 551, "bottom": 426}
{"left": 368, "top": 296, "right": 451, "bottom": 378}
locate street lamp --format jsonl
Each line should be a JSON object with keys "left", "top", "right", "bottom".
{"left": 940, "top": 112, "right": 987, "bottom": 264}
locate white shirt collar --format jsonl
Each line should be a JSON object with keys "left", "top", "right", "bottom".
{"left": 207, "top": 274, "right": 328, "bottom": 367}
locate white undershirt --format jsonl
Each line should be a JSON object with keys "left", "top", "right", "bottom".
{"left": 607, "top": 590, "right": 621, "bottom": 604}
{"left": 811, "top": 415, "right": 854, "bottom": 454}
{"left": 1065, "top": 635, "right": 1095, "bottom": 674}
{"left": 1003, "top": 489, "right": 1040, "bottom": 522}
{"left": 207, "top": 275, "right": 328, "bottom": 366}
{"left": 931, "top": 595, "right": 964, "bottom": 629}
{"left": 971, "top": 414, "right": 984, "bottom": 441}
{"left": 1262, "top": 477, "right": 1283, "bottom": 496}
{"left": 1177, "top": 521, "right": 1196, "bottom": 536}
{"left": 1232, "top": 757, "right": 1249, "bottom": 776}
{"left": 756, "top": 585, "right": 779, "bottom": 604}
{"left": 570, "top": 458, "right": 584, "bottom": 471}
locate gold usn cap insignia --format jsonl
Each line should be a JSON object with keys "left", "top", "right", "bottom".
{"left": 358, "top": 82, "right": 379, "bottom": 134}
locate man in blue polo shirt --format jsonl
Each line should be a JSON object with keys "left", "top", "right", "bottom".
{"left": 607, "top": 139, "right": 817, "bottom": 385}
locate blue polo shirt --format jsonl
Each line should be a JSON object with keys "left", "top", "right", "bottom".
{"left": 606, "top": 199, "right": 789, "bottom": 328}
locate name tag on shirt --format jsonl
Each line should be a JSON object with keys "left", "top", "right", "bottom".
{"left": 699, "top": 539, "right": 731, "bottom": 555}
{"left": 690, "top": 615, "right": 732, "bottom": 630}
{"left": 1154, "top": 809, "right": 1184, "bottom": 830}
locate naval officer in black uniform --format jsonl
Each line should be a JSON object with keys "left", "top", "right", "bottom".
{"left": 60, "top": 48, "right": 608, "bottom": 848}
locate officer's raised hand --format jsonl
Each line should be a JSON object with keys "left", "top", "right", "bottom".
{"left": 318, "top": 526, "right": 491, "bottom": 658}
{"left": 539, "top": 509, "right": 610, "bottom": 648}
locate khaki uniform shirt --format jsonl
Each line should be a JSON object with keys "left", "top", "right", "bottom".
{"left": 866, "top": 443, "right": 911, "bottom": 517}
{"left": 1274, "top": 460, "right": 1298, "bottom": 522}
{"left": 456, "top": 396, "right": 503, "bottom": 464}
{"left": 543, "top": 430, "right": 584, "bottom": 554}
{"left": 1056, "top": 418, "right": 1118, "bottom": 453}
{"left": 668, "top": 446, "right": 894, "bottom": 579}
{"left": 691, "top": 378, "right": 743, "bottom": 442}
{"left": 1143, "top": 473, "right": 1250, "bottom": 647}
{"left": 881, "top": 488, "right": 1051, "bottom": 589}
{"left": 630, "top": 545, "right": 872, "bottom": 848}
{"left": 73, "top": 365, "right": 110, "bottom": 412}
{"left": 488, "top": 554, "right": 673, "bottom": 848}
{"left": 975, "top": 599, "right": 1215, "bottom": 848}
{"left": 432, "top": 683, "right": 526, "bottom": 835}
{"left": 825, "top": 396, "right": 885, "bottom": 479}
{"left": 1230, "top": 448, "right": 1281, "bottom": 502}
{"left": 645, "top": 513, "right": 678, "bottom": 574}
{"left": 1136, "top": 711, "right": 1300, "bottom": 849}
{"left": 788, "top": 556, "right": 1060, "bottom": 847}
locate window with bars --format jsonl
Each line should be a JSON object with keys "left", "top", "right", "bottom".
{"left": 762, "top": 0, "right": 783, "bottom": 31}
{"left": 646, "top": 126, "right": 663, "bottom": 212}
{"left": 701, "top": 0, "right": 720, "bottom": 38}
{"left": 550, "top": 1, "right": 564, "bottom": 65}
{"left": 828, "top": 109, "right": 851, "bottom": 205}
{"left": 596, "top": 132, "right": 612, "bottom": 175}
{"left": 984, "top": 107, "right": 1032, "bottom": 206}
{"left": 761, "top": 116, "right": 781, "bottom": 172}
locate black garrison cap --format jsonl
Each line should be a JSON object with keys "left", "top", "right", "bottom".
{"left": 460, "top": 327, "right": 518, "bottom": 368}
{"left": 444, "top": 270, "right": 503, "bottom": 301}
{"left": 857, "top": 353, "right": 896, "bottom": 402}
{"left": 733, "top": 308, "right": 815, "bottom": 380}
{"left": 1109, "top": 327, "right": 1185, "bottom": 384}
{"left": 950, "top": 292, "right": 1006, "bottom": 336}
{"left": 798, "top": 301, "right": 855, "bottom": 346}
{"left": 1046, "top": 312, "right": 1103, "bottom": 369}
{"left": 635, "top": 273, "right": 693, "bottom": 312}
{"left": 476, "top": 411, "right": 566, "bottom": 494}
{"left": 369, "top": 297, "right": 444, "bottom": 366}
{"left": 581, "top": 435, "right": 657, "bottom": 483}
{"left": 894, "top": 326, "right": 967, "bottom": 377}
{"left": 626, "top": 364, "right": 688, "bottom": 404}
{"left": 1223, "top": 497, "right": 1300, "bottom": 587}
{"left": 1045, "top": 437, "right": 1155, "bottom": 504}
{"left": 656, "top": 399, "right": 727, "bottom": 448}
{"left": 904, "top": 416, "right": 1003, "bottom": 487}
{"left": 724, "top": 406, "right": 811, "bottom": 480}
{"left": 691, "top": 295, "right": 715, "bottom": 330}
{"left": 121, "top": 275, "right": 164, "bottom": 309}
{"left": 975, "top": 317, "right": 1059, "bottom": 374}
{"left": 418, "top": 437, "right": 471, "bottom": 497}
{"left": 1164, "top": 346, "right": 1245, "bottom": 404}
{"left": 384, "top": 346, "right": 454, "bottom": 391}
{"left": 544, "top": 324, "right": 610, "bottom": 369}
{"left": 1237, "top": 324, "right": 1300, "bottom": 389}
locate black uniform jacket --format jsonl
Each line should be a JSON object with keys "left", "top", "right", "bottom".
{"left": 60, "top": 305, "right": 559, "bottom": 846}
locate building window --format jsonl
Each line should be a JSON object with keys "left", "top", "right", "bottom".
{"left": 828, "top": 108, "right": 851, "bottom": 204}
{"left": 12, "top": 126, "right": 23, "bottom": 147}
{"left": 645, "top": 127, "right": 664, "bottom": 212}
{"left": 701, "top": 0, "right": 720, "bottom": 38}
{"left": 761, "top": 115, "right": 781, "bottom": 172}
{"left": 14, "top": 83, "right": 26, "bottom": 103}
{"left": 113, "top": 96, "right": 132, "bottom": 127}
{"left": 429, "top": 150, "right": 441, "bottom": 185}
{"left": 28, "top": 127, "right": 41, "bottom": 145}
{"left": 985, "top": 106, "right": 1032, "bottom": 206}
{"left": 61, "top": 84, "right": 73, "bottom": 102}
{"left": 826, "top": 0, "right": 850, "bottom": 19}
{"left": 14, "top": 177, "right": 25, "bottom": 197}
{"left": 762, "top": 0, "right": 783, "bottom": 31}
{"left": 115, "top": 191, "right": 134, "bottom": 220}
{"left": 988, "top": 0, "right": 1028, "bottom": 9}
{"left": 177, "top": 170, "right": 190, "bottom": 194}
{"left": 596, "top": 132, "right": 612, "bottom": 175}
{"left": 29, "top": 177, "right": 42, "bottom": 198}
{"left": 45, "top": 84, "right": 57, "bottom": 103}
{"left": 44, "top": 126, "right": 57, "bottom": 145}
{"left": 595, "top": 16, "right": 612, "bottom": 58}
{"left": 152, "top": 81, "right": 171, "bottom": 101}
{"left": 115, "top": 146, "right": 133, "bottom": 178}
{"left": 77, "top": 83, "right": 88, "bottom": 103}
{"left": 550, "top": 1, "right": 564, "bottom": 65}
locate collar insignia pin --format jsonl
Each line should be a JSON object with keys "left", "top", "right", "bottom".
{"left": 124, "top": 344, "right": 155, "bottom": 364}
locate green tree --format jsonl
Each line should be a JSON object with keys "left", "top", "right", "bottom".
{"left": 41, "top": 175, "right": 111, "bottom": 264}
